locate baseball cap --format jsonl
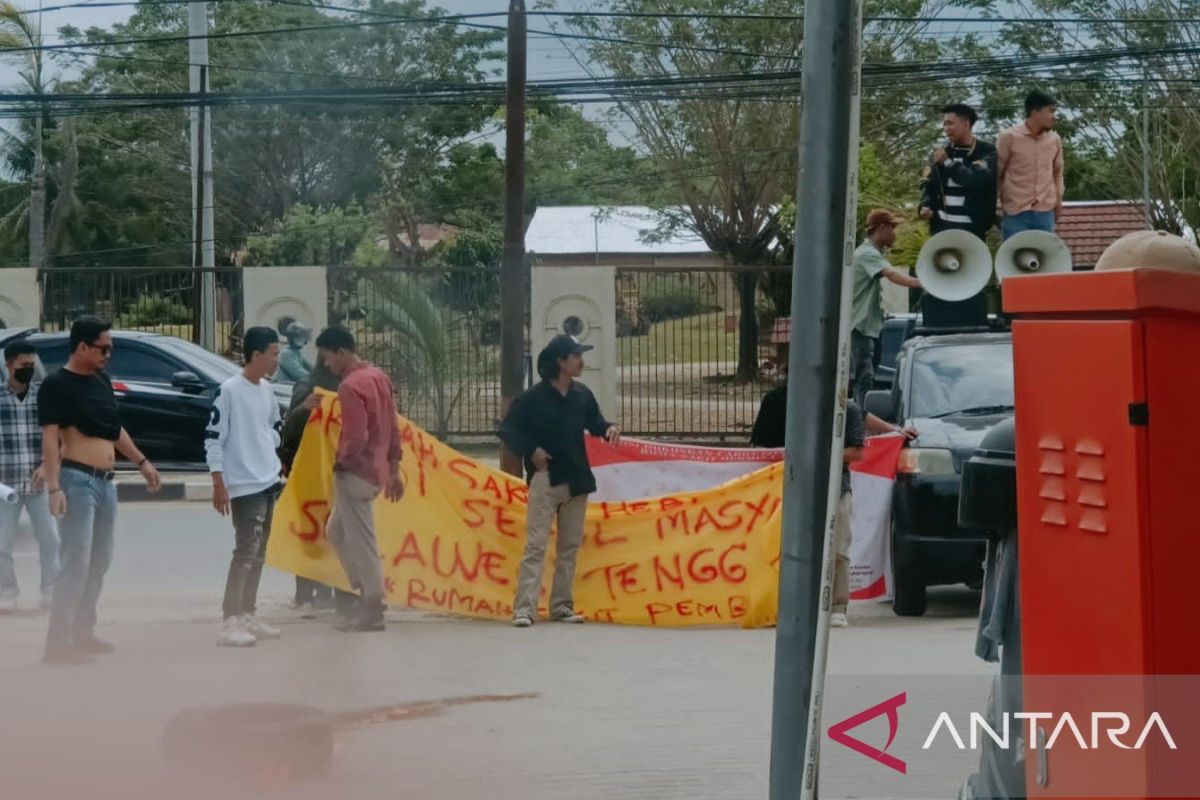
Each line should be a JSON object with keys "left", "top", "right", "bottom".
{"left": 540, "top": 334, "right": 593, "bottom": 364}
{"left": 866, "top": 209, "right": 905, "bottom": 231}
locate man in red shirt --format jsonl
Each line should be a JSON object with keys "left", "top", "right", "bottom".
{"left": 315, "top": 327, "right": 404, "bottom": 632}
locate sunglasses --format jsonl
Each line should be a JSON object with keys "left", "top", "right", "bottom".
{"left": 88, "top": 342, "right": 113, "bottom": 356}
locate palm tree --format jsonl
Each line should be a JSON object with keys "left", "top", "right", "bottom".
{"left": 0, "top": 0, "right": 51, "bottom": 268}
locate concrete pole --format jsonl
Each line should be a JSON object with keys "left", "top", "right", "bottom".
{"left": 499, "top": 0, "right": 527, "bottom": 477}
{"left": 769, "top": 0, "right": 864, "bottom": 797}
{"left": 189, "top": 1, "right": 216, "bottom": 350}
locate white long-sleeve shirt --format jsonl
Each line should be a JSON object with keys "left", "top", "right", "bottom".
{"left": 205, "top": 374, "right": 282, "bottom": 499}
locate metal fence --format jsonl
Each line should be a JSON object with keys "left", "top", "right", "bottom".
{"left": 328, "top": 265, "right": 503, "bottom": 440}
{"left": 40, "top": 267, "right": 244, "bottom": 356}
{"left": 614, "top": 265, "right": 790, "bottom": 442}
{"left": 32, "top": 264, "right": 790, "bottom": 443}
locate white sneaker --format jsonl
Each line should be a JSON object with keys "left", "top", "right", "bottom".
{"left": 217, "top": 617, "right": 257, "bottom": 647}
{"left": 831, "top": 612, "right": 849, "bottom": 628}
{"left": 242, "top": 615, "right": 281, "bottom": 640}
{"left": 512, "top": 616, "right": 533, "bottom": 628}
{"left": 552, "top": 612, "right": 585, "bottom": 624}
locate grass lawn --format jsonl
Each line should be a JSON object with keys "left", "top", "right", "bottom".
{"left": 619, "top": 310, "right": 738, "bottom": 367}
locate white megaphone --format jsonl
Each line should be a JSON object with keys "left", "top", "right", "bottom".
{"left": 994, "top": 230, "right": 1072, "bottom": 281}
{"left": 0, "top": 482, "right": 18, "bottom": 505}
{"left": 915, "top": 229, "right": 994, "bottom": 302}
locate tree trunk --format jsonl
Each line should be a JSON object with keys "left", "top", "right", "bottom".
{"left": 29, "top": 115, "right": 45, "bottom": 270}
{"left": 736, "top": 269, "right": 759, "bottom": 380}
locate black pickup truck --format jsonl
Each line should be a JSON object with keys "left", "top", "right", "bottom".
{"left": 865, "top": 331, "right": 1014, "bottom": 616}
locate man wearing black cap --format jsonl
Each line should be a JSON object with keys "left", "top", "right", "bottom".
{"left": 498, "top": 334, "right": 620, "bottom": 628}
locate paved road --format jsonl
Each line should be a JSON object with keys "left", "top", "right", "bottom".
{"left": 0, "top": 504, "right": 991, "bottom": 800}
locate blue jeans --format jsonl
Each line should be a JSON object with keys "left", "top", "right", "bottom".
{"left": 46, "top": 469, "right": 117, "bottom": 651}
{"left": 0, "top": 492, "right": 60, "bottom": 596}
{"left": 1001, "top": 210, "right": 1055, "bottom": 240}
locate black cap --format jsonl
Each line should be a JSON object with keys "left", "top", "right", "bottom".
{"left": 540, "top": 334, "right": 592, "bottom": 362}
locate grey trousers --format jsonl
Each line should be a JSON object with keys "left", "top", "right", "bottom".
{"left": 850, "top": 330, "right": 877, "bottom": 408}
{"left": 326, "top": 472, "right": 384, "bottom": 601}
{"left": 222, "top": 486, "right": 278, "bottom": 619}
{"left": 513, "top": 473, "right": 588, "bottom": 621}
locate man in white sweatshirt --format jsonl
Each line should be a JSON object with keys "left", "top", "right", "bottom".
{"left": 206, "top": 327, "right": 284, "bottom": 647}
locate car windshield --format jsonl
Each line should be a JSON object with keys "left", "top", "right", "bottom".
{"left": 151, "top": 336, "right": 239, "bottom": 381}
{"left": 908, "top": 341, "right": 1014, "bottom": 419}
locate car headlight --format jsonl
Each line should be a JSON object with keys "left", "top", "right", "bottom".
{"left": 897, "top": 448, "right": 955, "bottom": 475}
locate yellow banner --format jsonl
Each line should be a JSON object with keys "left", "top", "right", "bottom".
{"left": 267, "top": 394, "right": 783, "bottom": 627}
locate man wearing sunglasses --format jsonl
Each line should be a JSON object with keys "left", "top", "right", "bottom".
{"left": 37, "top": 317, "right": 162, "bottom": 665}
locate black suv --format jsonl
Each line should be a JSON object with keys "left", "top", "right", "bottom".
{"left": 0, "top": 329, "right": 291, "bottom": 469}
{"left": 865, "top": 332, "right": 1013, "bottom": 616}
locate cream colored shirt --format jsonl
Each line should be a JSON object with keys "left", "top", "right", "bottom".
{"left": 997, "top": 122, "right": 1064, "bottom": 215}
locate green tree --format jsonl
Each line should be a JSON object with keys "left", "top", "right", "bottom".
{"left": 44, "top": 0, "right": 502, "bottom": 265}
{"left": 0, "top": 0, "right": 60, "bottom": 266}
{"left": 561, "top": 0, "right": 993, "bottom": 378}
{"left": 242, "top": 203, "right": 378, "bottom": 266}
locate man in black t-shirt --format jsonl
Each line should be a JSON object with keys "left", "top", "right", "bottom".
{"left": 498, "top": 334, "right": 621, "bottom": 628}
{"left": 38, "top": 317, "right": 161, "bottom": 665}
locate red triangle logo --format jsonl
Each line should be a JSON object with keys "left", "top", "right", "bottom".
{"left": 827, "top": 691, "right": 907, "bottom": 774}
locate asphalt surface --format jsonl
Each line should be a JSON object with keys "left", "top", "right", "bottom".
{"left": 0, "top": 503, "right": 992, "bottom": 800}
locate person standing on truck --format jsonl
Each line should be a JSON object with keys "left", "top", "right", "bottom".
{"left": 851, "top": 210, "right": 923, "bottom": 407}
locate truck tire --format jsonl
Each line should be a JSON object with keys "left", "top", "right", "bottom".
{"left": 891, "top": 522, "right": 928, "bottom": 617}
{"left": 164, "top": 703, "right": 333, "bottom": 787}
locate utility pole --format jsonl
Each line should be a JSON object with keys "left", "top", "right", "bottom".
{"left": 189, "top": 0, "right": 216, "bottom": 350}
{"left": 499, "top": 0, "right": 527, "bottom": 477}
{"left": 29, "top": 0, "right": 45, "bottom": 271}
{"left": 769, "top": 0, "right": 864, "bottom": 797}
{"left": 1142, "top": 72, "right": 1152, "bottom": 228}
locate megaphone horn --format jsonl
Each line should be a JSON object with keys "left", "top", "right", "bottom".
{"left": 995, "top": 230, "right": 1073, "bottom": 281}
{"left": 915, "top": 230, "right": 994, "bottom": 302}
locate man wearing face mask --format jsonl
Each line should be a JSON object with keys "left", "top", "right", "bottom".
{"left": 0, "top": 340, "right": 60, "bottom": 614}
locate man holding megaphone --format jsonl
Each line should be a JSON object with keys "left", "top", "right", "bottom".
{"left": 919, "top": 103, "right": 998, "bottom": 240}
{"left": 851, "top": 210, "right": 923, "bottom": 407}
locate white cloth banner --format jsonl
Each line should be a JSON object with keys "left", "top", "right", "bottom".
{"left": 585, "top": 435, "right": 903, "bottom": 602}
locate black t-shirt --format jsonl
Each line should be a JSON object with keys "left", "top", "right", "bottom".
{"left": 843, "top": 400, "right": 866, "bottom": 494}
{"left": 750, "top": 384, "right": 787, "bottom": 448}
{"left": 497, "top": 380, "right": 612, "bottom": 497}
{"left": 37, "top": 368, "right": 121, "bottom": 442}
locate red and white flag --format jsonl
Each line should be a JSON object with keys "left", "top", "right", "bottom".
{"left": 585, "top": 434, "right": 904, "bottom": 602}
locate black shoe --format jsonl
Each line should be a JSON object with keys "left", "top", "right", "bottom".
{"left": 76, "top": 636, "right": 115, "bottom": 655}
{"left": 43, "top": 647, "right": 94, "bottom": 665}
{"left": 346, "top": 597, "right": 385, "bottom": 632}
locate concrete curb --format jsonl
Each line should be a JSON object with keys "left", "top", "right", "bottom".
{"left": 116, "top": 476, "right": 213, "bottom": 503}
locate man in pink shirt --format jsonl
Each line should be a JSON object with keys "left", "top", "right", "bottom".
{"left": 315, "top": 327, "right": 404, "bottom": 633}
{"left": 997, "top": 90, "right": 1064, "bottom": 240}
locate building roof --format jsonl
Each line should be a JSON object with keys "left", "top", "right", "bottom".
{"left": 1057, "top": 201, "right": 1147, "bottom": 270}
{"left": 525, "top": 206, "right": 709, "bottom": 255}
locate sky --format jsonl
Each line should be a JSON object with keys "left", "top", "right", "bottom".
{"left": 0, "top": 0, "right": 605, "bottom": 85}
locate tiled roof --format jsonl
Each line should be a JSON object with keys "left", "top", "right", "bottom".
{"left": 1057, "top": 201, "right": 1148, "bottom": 270}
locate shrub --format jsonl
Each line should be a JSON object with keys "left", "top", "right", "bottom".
{"left": 639, "top": 287, "right": 720, "bottom": 323}
{"left": 118, "top": 294, "right": 191, "bottom": 328}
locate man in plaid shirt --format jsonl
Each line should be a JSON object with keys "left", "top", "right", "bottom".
{"left": 0, "top": 340, "right": 60, "bottom": 613}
